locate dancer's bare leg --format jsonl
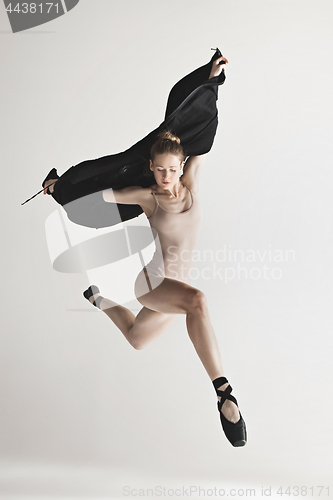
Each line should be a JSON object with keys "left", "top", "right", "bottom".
{"left": 183, "top": 302, "right": 240, "bottom": 423}
{"left": 136, "top": 279, "right": 240, "bottom": 423}
{"left": 89, "top": 277, "right": 240, "bottom": 423}
{"left": 87, "top": 292, "right": 178, "bottom": 350}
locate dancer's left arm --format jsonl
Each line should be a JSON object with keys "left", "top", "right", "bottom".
{"left": 181, "top": 154, "right": 207, "bottom": 194}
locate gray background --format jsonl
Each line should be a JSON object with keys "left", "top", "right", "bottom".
{"left": 1, "top": 0, "right": 332, "bottom": 498}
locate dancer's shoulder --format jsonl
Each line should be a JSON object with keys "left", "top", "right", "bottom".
{"left": 103, "top": 185, "right": 149, "bottom": 205}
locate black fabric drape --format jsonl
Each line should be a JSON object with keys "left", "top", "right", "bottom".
{"left": 50, "top": 48, "right": 226, "bottom": 229}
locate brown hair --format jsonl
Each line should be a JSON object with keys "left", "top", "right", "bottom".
{"left": 150, "top": 130, "right": 185, "bottom": 163}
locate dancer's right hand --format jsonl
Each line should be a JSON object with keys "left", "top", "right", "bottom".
{"left": 43, "top": 179, "right": 58, "bottom": 194}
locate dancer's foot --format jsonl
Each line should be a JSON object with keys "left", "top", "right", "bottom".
{"left": 217, "top": 381, "right": 240, "bottom": 423}
{"left": 83, "top": 285, "right": 104, "bottom": 309}
{"left": 88, "top": 292, "right": 102, "bottom": 305}
{"left": 213, "top": 377, "right": 247, "bottom": 446}
{"left": 43, "top": 178, "right": 58, "bottom": 194}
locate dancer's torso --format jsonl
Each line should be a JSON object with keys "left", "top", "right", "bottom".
{"left": 144, "top": 179, "right": 203, "bottom": 283}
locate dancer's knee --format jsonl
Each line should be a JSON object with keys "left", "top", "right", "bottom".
{"left": 129, "top": 330, "right": 147, "bottom": 350}
{"left": 132, "top": 341, "right": 146, "bottom": 350}
{"left": 130, "top": 336, "right": 146, "bottom": 350}
{"left": 187, "top": 289, "right": 208, "bottom": 315}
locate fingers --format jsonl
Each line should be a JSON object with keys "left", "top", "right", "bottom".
{"left": 43, "top": 179, "right": 55, "bottom": 194}
{"left": 216, "top": 56, "right": 228, "bottom": 65}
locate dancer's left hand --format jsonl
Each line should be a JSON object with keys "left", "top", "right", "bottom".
{"left": 209, "top": 56, "right": 229, "bottom": 79}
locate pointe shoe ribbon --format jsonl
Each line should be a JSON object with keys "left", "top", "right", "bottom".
{"left": 212, "top": 376, "right": 247, "bottom": 447}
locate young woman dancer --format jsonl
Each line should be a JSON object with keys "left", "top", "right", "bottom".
{"left": 41, "top": 53, "right": 247, "bottom": 447}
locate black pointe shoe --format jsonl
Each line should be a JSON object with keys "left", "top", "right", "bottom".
{"left": 212, "top": 376, "right": 247, "bottom": 447}
{"left": 83, "top": 285, "right": 103, "bottom": 309}
{"left": 42, "top": 167, "right": 59, "bottom": 195}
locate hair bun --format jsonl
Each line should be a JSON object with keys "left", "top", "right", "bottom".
{"left": 157, "top": 131, "right": 181, "bottom": 144}
{"left": 150, "top": 129, "right": 185, "bottom": 163}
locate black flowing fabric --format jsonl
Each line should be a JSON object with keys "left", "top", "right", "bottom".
{"left": 50, "top": 48, "right": 226, "bottom": 229}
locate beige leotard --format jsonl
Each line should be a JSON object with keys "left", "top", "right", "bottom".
{"left": 134, "top": 180, "right": 203, "bottom": 298}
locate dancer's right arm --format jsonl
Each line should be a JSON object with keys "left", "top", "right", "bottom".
{"left": 103, "top": 186, "right": 148, "bottom": 206}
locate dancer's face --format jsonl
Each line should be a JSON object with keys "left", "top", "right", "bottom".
{"left": 150, "top": 154, "right": 183, "bottom": 189}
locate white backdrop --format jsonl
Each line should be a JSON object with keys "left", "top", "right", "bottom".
{"left": 1, "top": 1, "right": 332, "bottom": 498}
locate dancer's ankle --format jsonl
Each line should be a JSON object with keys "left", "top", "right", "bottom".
{"left": 212, "top": 376, "right": 240, "bottom": 423}
{"left": 89, "top": 293, "right": 105, "bottom": 309}
{"left": 89, "top": 292, "right": 101, "bottom": 304}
